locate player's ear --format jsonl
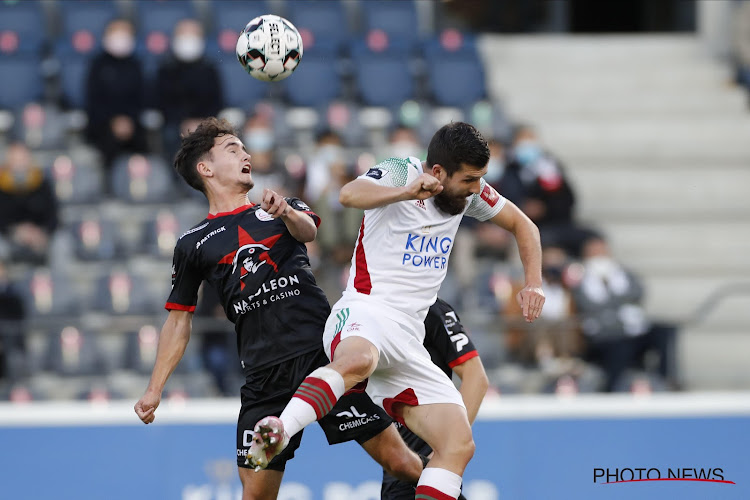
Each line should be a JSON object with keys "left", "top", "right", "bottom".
{"left": 431, "top": 163, "right": 446, "bottom": 180}
{"left": 196, "top": 160, "right": 212, "bottom": 178}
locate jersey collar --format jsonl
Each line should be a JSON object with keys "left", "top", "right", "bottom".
{"left": 207, "top": 203, "right": 255, "bottom": 219}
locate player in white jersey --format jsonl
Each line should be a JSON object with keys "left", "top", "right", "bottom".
{"left": 248, "top": 122, "right": 545, "bottom": 500}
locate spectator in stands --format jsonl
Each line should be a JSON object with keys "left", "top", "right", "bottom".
{"left": 0, "top": 142, "right": 58, "bottom": 264}
{"left": 240, "top": 113, "right": 291, "bottom": 201}
{"left": 386, "top": 125, "right": 424, "bottom": 160}
{"left": 732, "top": 0, "right": 750, "bottom": 93}
{"left": 85, "top": 19, "right": 148, "bottom": 169}
{"left": 502, "top": 124, "right": 594, "bottom": 257}
{"left": 0, "top": 260, "right": 26, "bottom": 382}
{"left": 303, "top": 130, "right": 359, "bottom": 263}
{"left": 156, "top": 19, "right": 223, "bottom": 161}
{"left": 570, "top": 234, "right": 677, "bottom": 392}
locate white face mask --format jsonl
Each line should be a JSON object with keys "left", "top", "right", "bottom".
{"left": 244, "top": 130, "right": 274, "bottom": 153}
{"left": 173, "top": 35, "right": 205, "bottom": 62}
{"left": 390, "top": 141, "right": 420, "bottom": 160}
{"left": 104, "top": 32, "right": 135, "bottom": 58}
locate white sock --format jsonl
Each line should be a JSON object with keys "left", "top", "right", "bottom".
{"left": 280, "top": 367, "right": 345, "bottom": 438}
{"left": 416, "top": 467, "right": 462, "bottom": 499}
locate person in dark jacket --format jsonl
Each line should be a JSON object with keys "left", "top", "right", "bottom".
{"left": 84, "top": 18, "right": 148, "bottom": 169}
{"left": 155, "top": 18, "right": 223, "bottom": 160}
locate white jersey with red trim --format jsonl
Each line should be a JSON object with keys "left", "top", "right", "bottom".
{"left": 342, "top": 157, "right": 506, "bottom": 322}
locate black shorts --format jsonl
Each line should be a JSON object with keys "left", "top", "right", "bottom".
{"left": 319, "top": 390, "right": 393, "bottom": 445}
{"left": 236, "top": 349, "right": 392, "bottom": 470}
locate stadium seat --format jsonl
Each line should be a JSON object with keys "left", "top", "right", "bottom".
{"left": 135, "top": 0, "right": 199, "bottom": 43}
{"left": 11, "top": 103, "right": 67, "bottom": 151}
{"left": 123, "top": 324, "right": 203, "bottom": 375}
{"left": 49, "top": 153, "right": 105, "bottom": 204}
{"left": 42, "top": 325, "right": 109, "bottom": 376}
{"left": 56, "top": 0, "right": 120, "bottom": 55}
{"left": 210, "top": 0, "right": 269, "bottom": 35}
{"left": 0, "top": 0, "right": 47, "bottom": 55}
{"left": 283, "top": 54, "right": 342, "bottom": 108}
{"left": 353, "top": 56, "right": 415, "bottom": 107}
{"left": 140, "top": 208, "right": 197, "bottom": 259}
{"left": 423, "top": 31, "right": 487, "bottom": 107}
{"left": 285, "top": 0, "right": 349, "bottom": 56}
{"left": 20, "top": 268, "right": 82, "bottom": 318}
{"left": 360, "top": 0, "right": 420, "bottom": 44}
{"left": 53, "top": 49, "right": 89, "bottom": 110}
{"left": 216, "top": 57, "right": 273, "bottom": 110}
{"left": 0, "top": 57, "right": 43, "bottom": 111}
{"left": 69, "top": 213, "right": 122, "bottom": 261}
{"left": 110, "top": 153, "right": 176, "bottom": 203}
{"left": 91, "top": 268, "right": 157, "bottom": 315}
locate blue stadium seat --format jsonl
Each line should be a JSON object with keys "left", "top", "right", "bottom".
{"left": 211, "top": 0, "right": 270, "bottom": 34}
{"left": 53, "top": 50, "right": 89, "bottom": 109}
{"left": 283, "top": 54, "right": 342, "bottom": 108}
{"left": 216, "top": 57, "right": 273, "bottom": 109}
{"left": 351, "top": 43, "right": 415, "bottom": 107}
{"left": 49, "top": 153, "right": 105, "bottom": 204}
{"left": 360, "top": 0, "right": 419, "bottom": 44}
{"left": 135, "top": 0, "right": 199, "bottom": 40}
{"left": 423, "top": 30, "right": 486, "bottom": 107}
{"left": 285, "top": 0, "right": 349, "bottom": 56}
{"left": 57, "top": 0, "right": 119, "bottom": 50}
{"left": 0, "top": 57, "right": 43, "bottom": 110}
{"left": 0, "top": 0, "right": 47, "bottom": 55}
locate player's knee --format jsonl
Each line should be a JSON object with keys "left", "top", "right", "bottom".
{"left": 383, "top": 450, "right": 422, "bottom": 482}
{"left": 332, "top": 349, "right": 376, "bottom": 379}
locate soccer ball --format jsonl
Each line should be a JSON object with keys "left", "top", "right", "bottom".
{"left": 236, "top": 14, "right": 303, "bottom": 82}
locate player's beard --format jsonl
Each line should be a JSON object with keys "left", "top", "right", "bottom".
{"left": 433, "top": 190, "right": 468, "bottom": 215}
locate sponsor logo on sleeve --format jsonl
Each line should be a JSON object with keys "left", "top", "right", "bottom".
{"left": 365, "top": 168, "right": 385, "bottom": 180}
{"left": 480, "top": 183, "right": 500, "bottom": 207}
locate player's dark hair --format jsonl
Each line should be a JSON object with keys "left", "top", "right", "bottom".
{"left": 426, "top": 122, "right": 489, "bottom": 176}
{"left": 173, "top": 117, "right": 238, "bottom": 193}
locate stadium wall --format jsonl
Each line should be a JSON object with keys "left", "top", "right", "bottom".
{"left": 1, "top": 393, "right": 749, "bottom": 500}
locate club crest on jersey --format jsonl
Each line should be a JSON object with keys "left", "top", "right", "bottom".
{"left": 255, "top": 209, "right": 274, "bottom": 222}
{"left": 218, "top": 227, "right": 281, "bottom": 289}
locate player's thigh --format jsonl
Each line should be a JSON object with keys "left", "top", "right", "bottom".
{"left": 400, "top": 402, "right": 472, "bottom": 455}
{"left": 360, "top": 424, "right": 422, "bottom": 482}
{"left": 238, "top": 467, "right": 284, "bottom": 500}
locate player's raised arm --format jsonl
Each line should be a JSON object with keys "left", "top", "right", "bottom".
{"left": 490, "top": 199, "right": 545, "bottom": 322}
{"left": 261, "top": 188, "right": 317, "bottom": 243}
{"left": 134, "top": 309, "right": 193, "bottom": 424}
{"left": 339, "top": 173, "right": 443, "bottom": 210}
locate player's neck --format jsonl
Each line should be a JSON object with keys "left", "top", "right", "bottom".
{"left": 207, "top": 192, "right": 251, "bottom": 217}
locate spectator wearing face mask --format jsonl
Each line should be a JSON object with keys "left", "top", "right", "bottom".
{"left": 240, "top": 113, "right": 292, "bottom": 201}
{"left": 155, "top": 19, "right": 223, "bottom": 160}
{"left": 0, "top": 142, "right": 59, "bottom": 264}
{"left": 570, "top": 235, "right": 678, "bottom": 392}
{"left": 502, "top": 124, "right": 595, "bottom": 257}
{"left": 85, "top": 18, "right": 148, "bottom": 169}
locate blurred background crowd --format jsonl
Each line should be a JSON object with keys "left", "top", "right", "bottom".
{"left": 0, "top": 0, "right": 748, "bottom": 403}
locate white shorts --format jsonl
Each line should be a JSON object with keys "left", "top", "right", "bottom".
{"left": 323, "top": 297, "right": 465, "bottom": 423}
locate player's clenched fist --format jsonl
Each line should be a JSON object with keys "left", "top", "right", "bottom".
{"left": 516, "top": 285, "right": 545, "bottom": 323}
{"left": 261, "top": 188, "right": 291, "bottom": 218}
{"left": 406, "top": 173, "right": 443, "bottom": 200}
{"left": 134, "top": 391, "right": 161, "bottom": 424}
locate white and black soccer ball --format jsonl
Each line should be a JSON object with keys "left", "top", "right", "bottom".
{"left": 236, "top": 14, "right": 303, "bottom": 82}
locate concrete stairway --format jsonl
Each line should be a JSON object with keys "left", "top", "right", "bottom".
{"left": 479, "top": 35, "right": 750, "bottom": 389}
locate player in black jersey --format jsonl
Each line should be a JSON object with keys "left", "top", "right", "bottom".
{"left": 134, "top": 118, "right": 425, "bottom": 500}
{"left": 317, "top": 298, "right": 487, "bottom": 500}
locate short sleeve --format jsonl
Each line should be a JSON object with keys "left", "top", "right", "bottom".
{"left": 286, "top": 197, "right": 321, "bottom": 227}
{"left": 165, "top": 242, "right": 203, "bottom": 312}
{"left": 424, "top": 299, "right": 479, "bottom": 368}
{"left": 356, "top": 157, "right": 421, "bottom": 188}
{"left": 465, "top": 178, "right": 506, "bottom": 221}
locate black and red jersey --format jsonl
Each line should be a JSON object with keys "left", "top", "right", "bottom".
{"left": 166, "top": 199, "right": 330, "bottom": 375}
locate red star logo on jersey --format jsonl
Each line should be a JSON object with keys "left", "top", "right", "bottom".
{"left": 218, "top": 227, "right": 282, "bottom": 289}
